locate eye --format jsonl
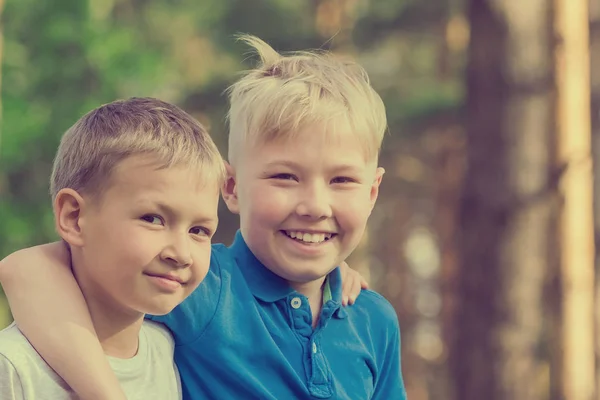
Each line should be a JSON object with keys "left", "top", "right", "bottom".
{"left": 331, "top": 176, "right": 356, "bottom": 184}
{"left": 189, "top": 226, "right": 211, "bottom": 237}
{"left": 271, "top": 173, "right": 298, "bottom": 181}
{"left": 140, "top": 214, "right": 164, "bottom": 225}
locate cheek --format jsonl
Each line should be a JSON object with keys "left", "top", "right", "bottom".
{"left": 243, "top": 185, "right": 291, "bottom": 223}
{"left": 334, "top": 192, "right": 373, "bottom": 229}
{"left": 179, "top": 243, "right": 213, "bottom": 298}
{"left": 190, "top": 244, "right": 212, "bottom": 283}
{"left": 96, "top": 225, "right": 159, "bottom": 271}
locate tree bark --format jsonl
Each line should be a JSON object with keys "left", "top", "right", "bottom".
{"left": 589, "top": 0, "right": 600, "bottom": 395}
{"left": 555, "top": 0, "right": 596, "bottom": 398}
{"left": 453, "top": 0, "right": 555, "bottom": 399}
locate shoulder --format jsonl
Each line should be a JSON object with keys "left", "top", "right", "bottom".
{"left": 211, "top": 243, "right": 234, "bottom": 265}
{"left": 0, "top": 325, "right": 24, "bottom": 372}
{"left": 350, "top": 290, "right": 400, "bottom": 333}
{"left": 0, "top": 324, "right": 67, "bottom": 398}
{"left": 0, "top": 324, "right": 38, "bottom": 363}
{"left": 0, "top": 349, "right": 25, "bottom": 400}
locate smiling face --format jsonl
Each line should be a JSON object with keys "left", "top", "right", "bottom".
{"left": 224, "top": 121, "right": 384, "bottom": 289}
{"left": 72, "top": 155, "right": 220, "bottom": 317}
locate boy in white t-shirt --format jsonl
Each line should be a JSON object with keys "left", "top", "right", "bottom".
{"left": 0, "top": 97, "right": 225, "bottom": 399}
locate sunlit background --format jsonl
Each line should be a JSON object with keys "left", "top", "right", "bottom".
{"left": 1, "top": 1, "right": 598, "bottom": 399}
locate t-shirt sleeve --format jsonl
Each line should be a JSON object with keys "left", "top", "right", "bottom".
{"left": 146, "top": 245, "right": 225, "bottom": 345}
{"left": 370, "top": 295, "right": 407, "bottom": 400}
{"left": 0, "top": 353, "right": 26, "bottom": 400}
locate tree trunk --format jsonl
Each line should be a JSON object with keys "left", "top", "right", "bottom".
{"left": 452, "top": 0, "right": 555, "bottom": 399}
{"left": 556, "top": 0, "right": 598, "bottom": 398}
{"left": 589, "top": 0, "right": 600, "bottom": 395}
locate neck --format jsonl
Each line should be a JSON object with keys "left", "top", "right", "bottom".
{"left": 289, "top": 276, "right": 326, "bottom": 328}
{"left": 87, "top": 301, "right": 144, "bottom": 359}
{"left": 71, "top": 254, "right": 144, "bottom": 359}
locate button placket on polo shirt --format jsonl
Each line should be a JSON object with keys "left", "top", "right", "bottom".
{"left": 288, "top": 295, "right": 312, "bottom": 338}
{"left": 286, "top": 294, "right": 333, "bottom": 398}
{"left": 307, "top": 300, "right": 339, "bottom": 398}
{"left": 308, "top": 333, "right": 332, "bottom": 398}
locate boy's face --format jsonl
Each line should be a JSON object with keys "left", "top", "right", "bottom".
{"left": 75, "top": 155, "right": 219, "bottom": 316}
{"left": 226, "top": 122, "right": 383, "bottom": 285}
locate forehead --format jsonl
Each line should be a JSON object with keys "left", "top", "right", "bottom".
{"left": 103, "top": 155, "right": 220, "bottom": 202}
{"left": 246, "top": 122, "right": 375, "bottom": 166}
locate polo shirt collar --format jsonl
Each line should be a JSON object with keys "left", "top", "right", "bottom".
{"left": 229, "top": 230, "right": 348, "bottom": 319}
{"left": 323, "top": 264, "right": 348, "bottom": 319}
{"left": 230, "top": 230, "right": 295, "bottom": 302}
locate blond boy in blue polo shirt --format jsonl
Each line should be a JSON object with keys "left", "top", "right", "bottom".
{"left": 0, "top": 35, "right": 406, "bottom": 399}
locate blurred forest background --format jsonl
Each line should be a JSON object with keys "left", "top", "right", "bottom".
{"left": 0, "top": 0, "right": 598, "bottom": 399}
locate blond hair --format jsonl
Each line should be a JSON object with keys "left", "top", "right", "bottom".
{"left": 226, "top": 35, "right": 387, "bottom": 164}
{"left": 50, "top": 97, "right": 225, "bottom": 201}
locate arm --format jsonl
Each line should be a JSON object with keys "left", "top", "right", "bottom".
{"left": 0, "top": 243, "right": 126, "bottom": 400}
{"left": 371, "top": 312, "right": 407, "bottom": 400}
{"left": 0, "top": 354, "right": 25, "bottom": 400}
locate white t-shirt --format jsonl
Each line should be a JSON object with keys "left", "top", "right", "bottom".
{"left": 0, "top": 320, "right": 181, "bottom": 399}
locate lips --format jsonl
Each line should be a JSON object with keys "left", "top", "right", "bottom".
{"left": 144, "top": 272, "right": 186, "bottom": 284}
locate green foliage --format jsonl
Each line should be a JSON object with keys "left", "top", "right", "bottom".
{"left": 0, "top": 11, "right": 469, "bottom": 400}
{"left": 0, "top": 1, "right": 464, "bottom": 333}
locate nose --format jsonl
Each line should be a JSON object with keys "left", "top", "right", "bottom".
{"left": 160, "top": 232, "right": 193, "bottom": 268}
{"left": 294, "top": 182, "right": 332, "bottom": 220}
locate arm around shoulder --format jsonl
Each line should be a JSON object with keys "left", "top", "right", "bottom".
{"left": 0, "top": 243, "right": 127, "bottom": 400}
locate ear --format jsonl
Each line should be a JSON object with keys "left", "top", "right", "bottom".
{"left": 54, "top": 188, "right": 87, "bottom": 248}
{"left": 221, "top": 161, "right": 240, "bottom": 214}
{"left": 369, "top": 167, "right": 385, "bottom": 209}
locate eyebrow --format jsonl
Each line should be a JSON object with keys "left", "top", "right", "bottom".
{"left": 264, "top": 160, "right": 363, "bottom": 174}
{"left": 136, "top": 200, "right": 218, "bottom": 226}
{"left": 328, "top": 164, "right": 364, "bottom": 174}
{"left": 263, "top": 160, "right": 302, "bottom": 170}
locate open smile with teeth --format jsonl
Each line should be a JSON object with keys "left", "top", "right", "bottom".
{"left": 282, "top": 230, "right": 336, "bottom": 244}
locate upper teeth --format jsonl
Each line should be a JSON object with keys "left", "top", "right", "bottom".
{"left": 286, "top": 231, "right": 333, "bottom": 243}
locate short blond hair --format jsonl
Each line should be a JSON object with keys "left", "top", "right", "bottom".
{"left": 226, "top": 35, "right": 387, "bottom": 164}
{"left": 50, "top": 97, "right": 225, "bottom": 201}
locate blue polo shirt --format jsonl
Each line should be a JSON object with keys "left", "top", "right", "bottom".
{"left": 148, "top": 231, "right": 406, "bottom": 399}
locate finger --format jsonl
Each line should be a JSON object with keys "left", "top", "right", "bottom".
{"left": 348, "top": 278, "right": 361, "bottom": 305}
{"left": 339, "top": 261, "right": 350, "bottom": 305}
{"left": 360, "top": 276, "right": 369, "bottom": 289}
{"left": 341, "top": 278, "right": 350, "bottom": 303}
{"left": 341, "top": 282, "right": 349, "bottom": 306}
